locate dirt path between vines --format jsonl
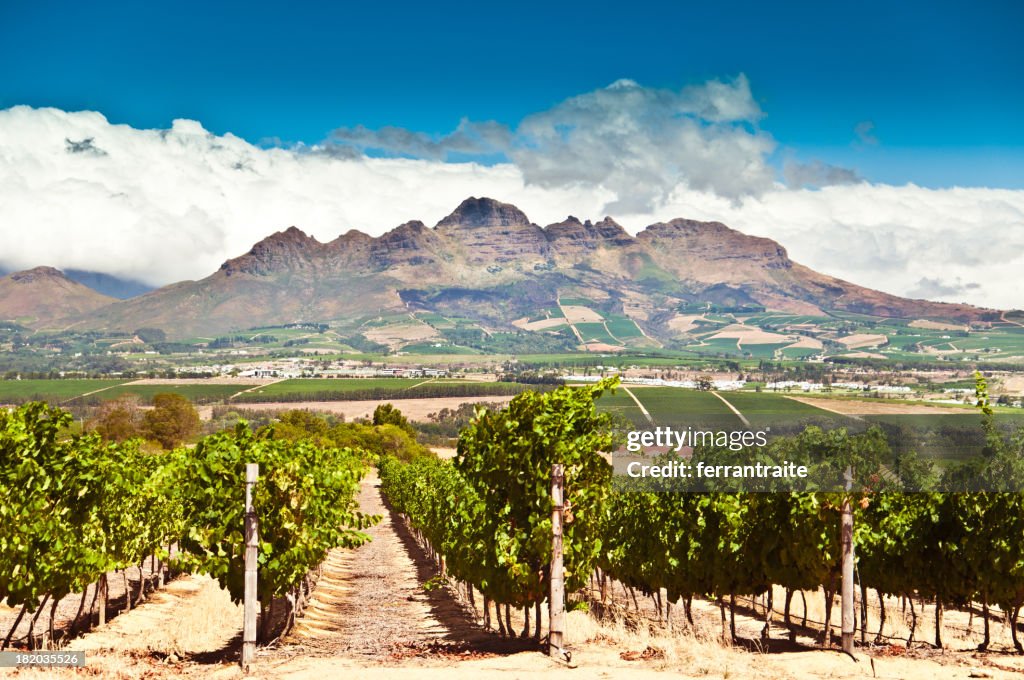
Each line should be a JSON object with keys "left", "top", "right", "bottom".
{"left": 264, "top": 471, "right": 493, "bottom": 664}
{"left": 19, "top": 472, "right": 1024, "bottom": 679}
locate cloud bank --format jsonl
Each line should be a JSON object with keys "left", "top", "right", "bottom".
{"left": 0, "top": 100, "right": 1022, "bottom": 310}
{"left": 331, "top": 76, "right": 778, "bottom": 211}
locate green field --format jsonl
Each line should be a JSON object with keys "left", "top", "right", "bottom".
{"left": 596, "top": 383, "right": 1024, "bottom": 468}
{"left": 747, "top": 313, "right": 832, "bottom": 326}
{"left": 401, "top": 342, "right": 482, "bottom": 355}
{"left": 714, "top": 391, "right": 848, "bottom": 429}
{"left": 605, "top": 317, "right": 645, "bottom": 339}
{"left": 233, "top": 378, "right": 535, "bottom": 403}
{"left": 691, "top": 338, "right": 741, "bottom": 354}
{"left": 413, "top": 312, "right": 455, "bottom": 328}
{"left": 780, "top": 346, "right": 821, "bottom": 359}
{"left": 625, "top": 387, "right": 740, "bottom": 429}
{"left": 0, "top": 379, "right": 129, "bottom": 404}
{"left": 860, "top": 412, "right": 1024, "bottom": 464}
{"left": 738, "top": 342, "right": 791, "bottom": 359}
{"left": 558, "top": 297, "right": 596, "bottom": 307}
{"left": 528, "top": 307, "right": 566, "bottom": 322}
{"left": 78, "top": 383, "right": 255, "bottom": 405}
{"left": 596, "top": 390, "right": 649, "bottom": 427}
{"left": 575, "top": 322, "right": 620, "bottom": 345}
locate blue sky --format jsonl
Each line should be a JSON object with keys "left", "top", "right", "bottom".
{"left": 2, "top": 0, "right": 1021, "bottom": 188}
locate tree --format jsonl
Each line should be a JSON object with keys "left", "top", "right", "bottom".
{"left": 372, "top": 403, "right": 414, "bottom": 435}
{"left": 134, "top": 328, "right": 167, "bottom": 344}
{"left": 91, "top": 394, "right": 143, "bottom": 442}
{"left": 142, "top": 393, "right": 200, "bottom": 449}
{"left": 696, "top": 374, "right": 714, "bottom": 391}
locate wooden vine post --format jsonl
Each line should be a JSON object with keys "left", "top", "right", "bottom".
{"left": 841, "top": 466, "right": 855, "bottom": 655}
{"left": 97, "top": 574, "right": 107, "bottom": 626}
{"left": 241, "top": 463, "right": 259, "bottom": 671}
{"left": 549, "top": 463, "right": 565, "bottom": 659}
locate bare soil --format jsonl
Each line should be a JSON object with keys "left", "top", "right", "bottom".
{"left": 786, "top": 396, "right": 977, "bottom": 415}
{"left": 228, "top": 395, "right": 515, "bottom": 422}
{"left": 708, "top": 324, "right": 792, "bottom": 343}
{"left": 836, "top": 333, "right": 889, "bottom": 349}
{"left": 268, "top": 471, "right": 493, "bottom": 662}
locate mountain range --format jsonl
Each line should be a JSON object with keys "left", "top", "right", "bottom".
{"left": 0, "top": 197, "right": 996, "bottom": 345}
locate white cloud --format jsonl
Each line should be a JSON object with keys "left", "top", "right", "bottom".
{"left": 331, "top": 75, "right": 780, "bottom": 210}
{"left": 0, "top": 105, "right": 1022, "bottom": 310}
{"left": 636, "top": 183, "right": 1024, "bottom": 309}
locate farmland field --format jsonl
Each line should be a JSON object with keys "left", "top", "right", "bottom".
{"left": 691, "top": 337, "right": 741, "bottom": 354}
{"left": 595, "top": 389, "right": 648, "bottom": 427}
{"left": 244, "top": 378, "right": 433, "bottom": 398}
{"left": 557, "top": 297, "right": 595, "bottom": 307}
{"left": 737, "top": 342, "right": 791, "bottom": 358}
{"left": 605, "top": 316, "right": 645, "bottom": 339}
{"left": 401, "top": 341, "right": 482, "bottom": 354}
{"left": 715, "top": 391, "right": 849, "bottom": 430}
{"left": 233, "top": 378, "right": 537, "bottom": 403}
{"left": 626, "top": 386, "right": 740, "bottom": 429}
{"left": 0, "top": 379, "right": 128, "bottom": 404}
{"left": 76, "top": 383, "right": 254, "bottom": 404}
{"left": 574, "top": 322, "right": 620, "bottom": 345}
{"left": 862, "top": 411, "right": 1024, "bottom": 464}
{"left": 779, "top": 346, "right": 821, "bottom": 359}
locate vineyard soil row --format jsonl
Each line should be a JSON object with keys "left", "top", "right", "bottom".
{"left": 12, "top": 473, "right": 1024, "bottom": 679}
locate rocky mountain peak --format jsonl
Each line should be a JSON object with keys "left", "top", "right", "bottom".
{"left": 434, "top": 197, "right": 547, "bottom": 265}
{"left": 264, "top": 225, "right": 317, "bottom": 244}
{"left": 220, "top": 226, "right": 322, "bottom": 277}
{"left": 638, "top": 218, "right": 792, "bottom": 271}
{"left": 589, "top": 217, "right": 633, "bottom": 245}
{"left": 435, "top": 197, "right": 532, "bottom": 230}
{"left": 545, "top": 215, "right": 634, "bottom": 251}
{"left": 11, "top": 266, "right": 67, "bottom": 283}
{"left": 370, "top": 220, "right": 442, "bottom": 268}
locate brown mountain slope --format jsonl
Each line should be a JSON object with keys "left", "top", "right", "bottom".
{"left": 0, "top": 267, "right": 117, "bottom": 328}
{"left": 75, "top": 197, "right": 996, "bottom": 339}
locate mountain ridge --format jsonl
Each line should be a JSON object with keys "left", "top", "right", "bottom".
{"left": 0, "top": 266, "right": 118, "bottom": 327}
{"left": 0, "top": 197, "right": 997, "bottom": 341}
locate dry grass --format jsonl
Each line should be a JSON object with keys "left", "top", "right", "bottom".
{"left": 12, "top": 575, "right": 243, "bottom": 679}
{"left": 362, "top": 320, "right": 439, "bottom": 347}
{"left": 75, "top": 575, "right": 241, "bottom": 658}
{"left": 708, "top": 324, "right": 792, "bottom": 344}
{"left": 910, "top": 319, "right": 966, "bottom": 331}
{"left": 786, "top": 336, "right": 824, "bottom": 349}
{"left": 511, "top": 317, "right": 569, "bottom": 331}
{"left": 786, "top": 396, "right": 974, "bottom": 416}
{"left": 835, "top": 333, "right": 888, "bottom": 349}
{"left": 560, "top": 306, "right": 604, "bottom": 323}
{"left": 667, "top": 314, "right": 706, "bottom": 334}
